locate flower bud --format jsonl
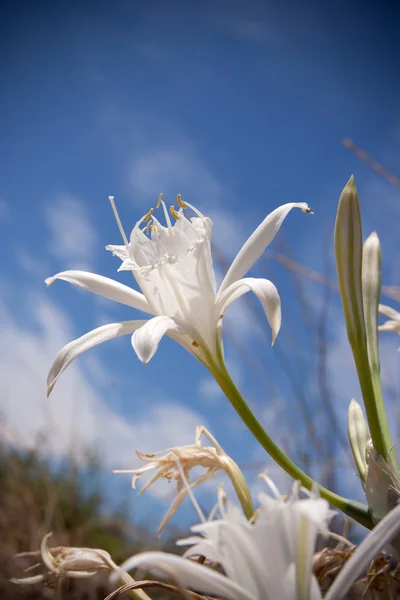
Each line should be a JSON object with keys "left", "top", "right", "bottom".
{"left": 348, "top": 399, "right": 370, "bottom": 483}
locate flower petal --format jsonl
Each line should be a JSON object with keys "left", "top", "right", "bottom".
{"left": 378, "top": 320, "right": 400, "bottom": 332}
{"left": 110, "top": 551, "right": 252, "bottom": 600}
{"left": 132, "top": 316, "right": 191, "bottom": 365}
{"left": 216, "top": 277, "right": 281, "bottom": 344}
{"left": 11, "top": 575, "right": 45, "bottom": 585}
{"left": 47, "top": 320, "right": 147, "bottom": 395}
{"left": 45, "top": 270, "right": 152, "bottom": 314}
{"left": 324, "top": 504, "right": 400, "bottom": 600}
{"left": 378, "top": 304, "right": 400, "bottom": 321}
{"left": 218, "top": 203, "right": 310, "bottom": 296}
{"left": 40, "top": 533, "right": 56, "bottom": 572}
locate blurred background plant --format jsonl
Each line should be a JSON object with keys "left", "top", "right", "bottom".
{"left": 0, "top": 430, "right": 178, "bottom": 599}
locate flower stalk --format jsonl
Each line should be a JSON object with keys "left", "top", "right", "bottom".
{"left": 207, "top": 355, "right": 373, "bottom": 529}
{"left": 334, "top": 177, "right": 393, "bottom": 464}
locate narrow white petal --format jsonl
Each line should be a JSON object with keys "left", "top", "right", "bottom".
{"left": 40, "top": 533, "right": 56, "bottom": 572}
{"left": 379, "top": 320, "right": 400, "bottom": 332}
{"left": 47, "top": 320, "right": 147, "bottom": 395}
{"left": 325, "top": 504, "right": 400, "bottom": 600}
{"left": 110, "top": 551, "right": 252, "bottom": 600}
{"left": 218, "top": 203, "right": 310, "bottom": 295}
{"left": 11, "top": 575, "right": 45, "bottom": 585}
{"left": 45, "top": 270, "right": 152, "bottom": 314}
{"left": 132, "top": 316, "right": 190, "bottom": 365}
{"left": 378, "top": 304, "right": 400, "bottom": 321}
{"left": 216, "top": 277, "right": 281, "bottom": 344}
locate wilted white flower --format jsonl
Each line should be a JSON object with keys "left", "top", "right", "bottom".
{"left": 114, "top": 426, "right": 254, "bottom": 533}
{"left": 12, "top": 533, "right": 150, "bottom": 600}
{"left": 46, "top": 194, "right": 311, "bottom": 394}
{"left": 12, "top": 532, "right": 114, "bottom": 586}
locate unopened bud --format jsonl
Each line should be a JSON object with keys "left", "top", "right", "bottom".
{"left": 348, "top": 399, "right": 370, "bottom": 482}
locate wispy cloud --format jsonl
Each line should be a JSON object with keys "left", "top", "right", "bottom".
{"left": 130, "top": 147, "right": 225, "bottom": 207}
{"left": 45, "top": 193, "right": 98, "bottom": 270}
{"left": 0, "top": 290, "right": 207, "bottom": 476}
{"left": 15, "top": 248, "right": 51, "bottom": 280}
{"left": 0, "top": 198, "right": 11, "bottom": 221}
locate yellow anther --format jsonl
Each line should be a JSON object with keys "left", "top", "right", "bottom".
{"left": 177, "top": 194, "right": 188, "bottom": 209}
{"left": 151, "top": 225, "right": 157, "bottom": 233}
{"left": 156, "top": 193, "right": 163, "bottom": 208}
{"left": 145, "top": 219, "right": 153, "bottom": 234}
{"left": 170, "top": 205, "right": 180, "bottom": 220}
{"left": 142, "top": 207, "right": 154, "bottom": 222}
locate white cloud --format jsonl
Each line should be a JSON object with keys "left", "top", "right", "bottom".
{"left": 198, "top": 377, "right": 223, "bottom": 401}
{"left": 0, "top": 198, "right": 11, "bottom": 221}
{"left": 0, "top": 291, "right": 207, "bottom": 478}
{"left": 45, "top": 193, "right": 98, "bottom": 270}
{"left": 15, "top": 248, "right": 50, "bottom": 280}
{"left": 130, "top": 147, "right": 225, "bottom": 207}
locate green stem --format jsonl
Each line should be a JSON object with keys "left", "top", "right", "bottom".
{"left": 210, "top": 360, "right": 373, "bottom": 529}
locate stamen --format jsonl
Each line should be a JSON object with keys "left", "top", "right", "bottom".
{"left": 144, "top": 219, "right": 153, "bottom": 235}
{"left": 302, "top": 206, "right": 314, "bottom": 214}
{"left": 156, "top": 193, "right": 163, "bottom": 208}
{"left": 175, "top": 458, "right": 206, "bottom": 525}
{"left": 142, "top": 207, "right": 154, "bottom": 222}
{"left": 177, "top": 194, "right": 188, "bottom": 209}
{"left": 177, "top": 199, "right": 205, "bottom": 219}
{"left": 259, "top": 470, "right": 282, "bottom": 500}
{"left": 169, "top": 205, "right": 180, "bottom": 220}
{"left": 108, "top": 196, "right": 129, "bottom": 247}
{"left": 150, "top": 225, "right": 157, "bottom": 233}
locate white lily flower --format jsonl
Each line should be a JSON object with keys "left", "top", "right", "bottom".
{"left": 112, "top": 499, "right": 400, "bottom": 600}
{"left": 113, "top": 425, "right": 254, "bottom": 533}
{"left": 113, "top": 482, "right": 333, "bottom": 600}
{"left": 46, "top": 194, "right": 311, "bottom": 394}
{"left": 379, "top": 303, "right": 400, "bottom": 349}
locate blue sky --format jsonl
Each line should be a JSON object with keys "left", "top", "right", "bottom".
{"left": 1, "top": 0, "right": 400, "bottom": 534}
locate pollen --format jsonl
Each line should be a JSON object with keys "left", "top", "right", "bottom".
{"left": 142, "top": 207, "right": 154, "bottom": 222}
{"left": 177, "top": 194, "right": 188, "bottom": 209}
{"left": 156, "top": 193, "right": 163, "bottom": 208}
{"left": 151, "top": 225, "right": 157, "bottom": 233}
{"left": 192, "top": 340, "right": 199, "bottom": 347}
{"left": 170, "top": 205, "right": 180, "bottom": 220}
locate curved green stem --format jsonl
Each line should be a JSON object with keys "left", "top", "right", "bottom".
{"left": 210, "top": 360, "right": 373, "bottom": 529}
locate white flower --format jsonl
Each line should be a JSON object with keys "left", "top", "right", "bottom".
{"left": 46, "top": 194, "right": 311, "bottom": 394}
{"left": 113, "top": 425, "right": 253, "bottom": 533}
{"left": 112, "top": 495, "right": 400, "bottom": 600}
{"left": 12, "top": 532, "right": 114, "bottom": 586}
{"left": 113, "top": 483, "right": 333, "bottom": 600}
{"left": 379, "top": 303, "right": 400, "bottom": 349}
